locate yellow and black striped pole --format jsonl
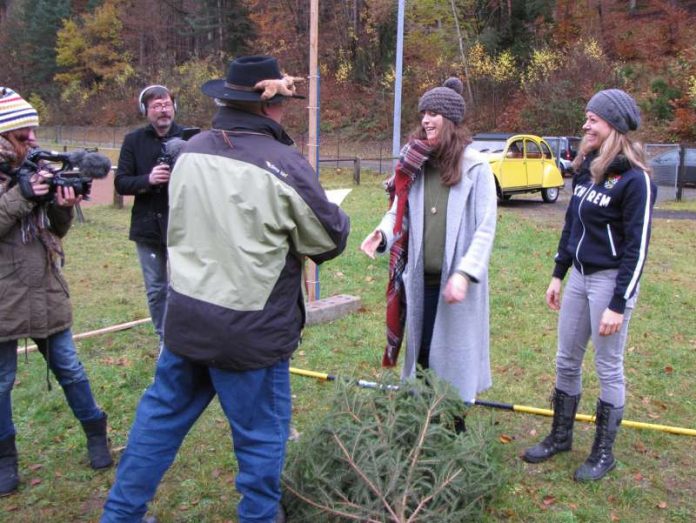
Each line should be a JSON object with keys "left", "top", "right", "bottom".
{"left": 289, "top": 367, "right": 696, "bottom": 437}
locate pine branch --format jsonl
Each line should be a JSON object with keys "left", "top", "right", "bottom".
{"left": 406, "top": 467, "right": 463, "bottom": 523}
{"left": 399, "top": 391, "right": 446, "bottom": 518}
{"left": 283, "top": 481, "right": 381, "bottom": 522}
{"left": 332, "top": 431, "right": 400, "bottom": 521}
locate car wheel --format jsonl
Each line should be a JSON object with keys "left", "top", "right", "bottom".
{"left": 542, "top": 187, "right": 559, "bottom": 203}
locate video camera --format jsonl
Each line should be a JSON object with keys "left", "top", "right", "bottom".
{"left": 13, "top": 148, "right": 112, "bottom": 203}
{"left": 157, "top": 127, "right": 201, "bottom": 168}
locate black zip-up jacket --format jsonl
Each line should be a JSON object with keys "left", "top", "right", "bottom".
{"left": 114, "top": 122, "right": 185, "bottom": 246}
{"left": 164, "top": 107, "right": 350, "bottom": 370}
{"left": 553, "top": 153, "right": 657, "bottom": 313}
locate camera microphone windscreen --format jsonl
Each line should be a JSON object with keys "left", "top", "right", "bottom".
{"left": 164, "top": 138, "right": 188, "bottom": 164}
{"left": 66, "top": 149, "right": 87, "bottom": 166}
{"left": 76, "top": 152, "right": 111, "bottom": 179}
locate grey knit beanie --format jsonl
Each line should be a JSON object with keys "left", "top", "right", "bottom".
{"left": 586, "top": 89, "right": 640, "bottom": 134}
{"left": 418, "top": 77, "right": 466, "bottom": 124}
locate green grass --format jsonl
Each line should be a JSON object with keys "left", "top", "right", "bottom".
{"left": 1, "top": 170, "right": 695, "bottom": 522}
{"left": 654, "top": 198, "right": 696, "bottom": 213}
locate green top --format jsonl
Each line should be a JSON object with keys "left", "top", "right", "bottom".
{"left": 423, "top": 162, "right": 450, "bottom": 281}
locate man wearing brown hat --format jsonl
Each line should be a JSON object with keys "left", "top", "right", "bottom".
{"left": 101, "top": 56, "right": 350, "bottom": 523}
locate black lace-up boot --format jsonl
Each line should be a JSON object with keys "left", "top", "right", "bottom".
{"left": 523, "top": 388, "right": 581, "bottom": 463}
{"left": 574, "top": 399, "right": 623, "bottom": 481}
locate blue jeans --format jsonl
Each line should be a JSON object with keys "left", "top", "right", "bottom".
{"left": 0, "top": 328, "right": 105, "bottom": 441}
{"left": 135, "top": 242, "right": 168, "bottom": 343}
{"left": 101, "top": 348, "right": 291, "bottom": 523}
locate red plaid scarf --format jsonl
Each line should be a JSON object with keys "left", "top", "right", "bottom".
{"left": 382, "top": 139, "right": 433, "bottom": 367}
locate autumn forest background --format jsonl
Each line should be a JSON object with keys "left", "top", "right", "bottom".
{"left": 1, "top": 0, "right": 696, "bottom": 143}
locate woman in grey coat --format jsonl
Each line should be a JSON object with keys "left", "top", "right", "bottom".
{"left": 361, "top": 78, "right": 497, "bottom": 408}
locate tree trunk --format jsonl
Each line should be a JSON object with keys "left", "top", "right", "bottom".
{"left": 449, "top": 0, "right": 474, "bottom": 105}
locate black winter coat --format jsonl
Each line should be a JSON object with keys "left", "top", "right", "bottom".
{"left": 114, "top": 122, "right": 185, "bottom": 246}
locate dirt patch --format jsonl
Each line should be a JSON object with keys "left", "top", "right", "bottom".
{"left": 82, "top": 171, "right": 132, "bottom": 207}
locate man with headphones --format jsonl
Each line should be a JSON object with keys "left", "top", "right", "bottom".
{"left": 115, "top": 85, "right": 185, "bottom": 348}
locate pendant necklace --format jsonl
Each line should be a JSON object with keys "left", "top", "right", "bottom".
{"left": 431, "top": 183, "right": 444, "bottom": 214}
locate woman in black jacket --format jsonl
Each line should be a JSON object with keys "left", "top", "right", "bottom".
{"left": 523, "top": 89, "right": 656, "bottom": 481}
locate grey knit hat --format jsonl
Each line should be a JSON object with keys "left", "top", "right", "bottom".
{"left": 418, "top": 77, "right": 466, "bottom": 124}
{"left": 586, "top": 89, "right": 640, "bottom": 134}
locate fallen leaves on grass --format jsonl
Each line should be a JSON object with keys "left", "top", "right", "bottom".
{"left": 633, "top": 440, "right": 648, "bottom": 454}
{"left": 101, "top": 356, "right": 131, "bottom": 367}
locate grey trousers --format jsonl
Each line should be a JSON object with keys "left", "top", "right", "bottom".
{"left": 555, "top": 267, "right": 637, "bottom": 407}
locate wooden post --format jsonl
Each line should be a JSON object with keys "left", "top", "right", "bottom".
{"left": 676, "top": 144, "right": 685, "bottom": 202}
{"left": 305, "top": 0, "right": 320, "bottom": 301}
{"left": 353, "top": 157, "right": 361, "bottom": 185}
{"left": 112, "top": 167, "right": 124, "bottom": 208}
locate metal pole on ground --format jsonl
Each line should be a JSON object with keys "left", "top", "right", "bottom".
{"left": 288, "top": 367, "right": 696, "bottom": 437}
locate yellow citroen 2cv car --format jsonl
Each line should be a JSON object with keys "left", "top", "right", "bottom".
{"left": 473, "top": 134, "right": 564, "bottom": 203}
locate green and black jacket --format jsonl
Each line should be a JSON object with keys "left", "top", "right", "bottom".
{"left": 164, "top": 107, "right": 350, "bottom": 370}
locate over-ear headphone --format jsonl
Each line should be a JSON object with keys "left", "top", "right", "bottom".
{"left": 138, "top": 84, "right": 177, "bottom": 116}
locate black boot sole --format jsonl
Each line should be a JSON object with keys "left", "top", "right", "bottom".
{"left": 522, "top": 446, "right": 570, "bottom": 464}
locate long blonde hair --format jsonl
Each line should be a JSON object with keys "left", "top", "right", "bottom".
{"left": 411, "top": 118, "right": 472, "bottom": 186}
{"left": 572, "top": 128, "right": 651, "bottom": 184}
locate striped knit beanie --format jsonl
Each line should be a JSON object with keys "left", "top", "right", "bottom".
{"left": 418, "top": 77, "right": 466, "bottom": 124}
{"left": 0, "top": 87, "right": 39, "bottom": 134}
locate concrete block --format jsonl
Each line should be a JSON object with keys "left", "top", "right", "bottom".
{"left": 306, "top": 294, "right": 362, "bottom": 326}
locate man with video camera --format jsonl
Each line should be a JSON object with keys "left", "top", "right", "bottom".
{"left": 0, "top": 87, "right": 112, "bottom": 496}
{"left": 114, "top": 85, "right": 186, "bottom": 348}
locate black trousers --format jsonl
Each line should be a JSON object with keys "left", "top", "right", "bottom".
{"left": 417, "top": 283, "right": 440, "bottom": 370}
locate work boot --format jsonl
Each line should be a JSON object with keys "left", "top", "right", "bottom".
{"left": 574, "top": 399, "right": 623, "bottom": 481}
{"left": 81, "top": 415, "right": 113, "bottom": 470}
{"left": 523, "top": 388, "right": 581, "bottom": 463}
{"left": 0, "top": 435, "right": 19, "bottom": 496}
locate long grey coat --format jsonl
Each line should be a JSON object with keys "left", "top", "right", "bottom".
{"left": 378, "top": 147, "right": 497, "bottom": 402}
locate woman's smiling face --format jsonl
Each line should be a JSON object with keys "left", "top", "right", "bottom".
{"left": 582, "top": 111, "right": 612, "bottom": 151}
{"left": 421, "top": 111, "right": 444, "bottom": 143}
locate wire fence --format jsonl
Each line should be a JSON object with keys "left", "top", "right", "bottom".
{"left": 38, "top": 126, "right": 400, "bottom": 179}
{"left": 645, "top": 143, "right": 696, "bottom": 202}
{"left": 36, "top": 126, "right": 695, "bottom": 200}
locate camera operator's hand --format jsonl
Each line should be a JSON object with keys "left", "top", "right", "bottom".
{"left": 19, "top": 171, "right": 52, "bottom": 200}
{"left": 148, "top": 164, "right": 171, "bottom": 186}
{"left": 32, "top": 171, "right": 52, "bottom": 196}
{"left": 55, "top": 185, "right": 82, "bottom": 208}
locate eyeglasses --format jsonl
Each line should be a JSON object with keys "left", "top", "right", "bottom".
{"left": 149, "top": 102, "right": 173, "bottom": 111}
